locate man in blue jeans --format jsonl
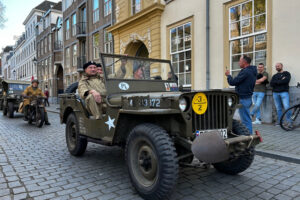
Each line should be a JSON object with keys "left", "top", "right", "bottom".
{"left": 225, "top": 55, "right": 257, "bottom": 134}
{"left": 270, "top": 63, "right": 291, "bottom": 125}
{"left": 251, "top": 63, "right": 269, "bottom": 124}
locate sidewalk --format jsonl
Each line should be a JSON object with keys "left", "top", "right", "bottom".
{"left": 48, "top": 103, "right": 300, "bottom": 163}
{"left": 46, "top": 103, "right": 60, "bottom": 114}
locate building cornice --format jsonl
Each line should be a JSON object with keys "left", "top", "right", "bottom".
{"left": 107, "top": 3, "right": 165, "bottom": 33}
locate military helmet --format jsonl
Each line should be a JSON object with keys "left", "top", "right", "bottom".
{"left": 31, "top": 79, "right": 39, "bottom": 84}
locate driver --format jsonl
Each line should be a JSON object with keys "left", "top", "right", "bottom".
{"left": 78, "top": 61, "right": 107, "bottom": 120}
{"left": 22, "top": 79, "right": 51, "bottom": 125}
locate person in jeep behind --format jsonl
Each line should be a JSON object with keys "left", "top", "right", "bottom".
{"left": 225, "top": 55, "right": 257, "bottom": 134}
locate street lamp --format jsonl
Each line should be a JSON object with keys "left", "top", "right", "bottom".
{"left": 13, "top": 70, "right": 16, "bottom": 80}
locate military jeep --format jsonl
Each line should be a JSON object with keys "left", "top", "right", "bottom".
{"left": 1, "top": 80, "right": 30, "bottom": 118}
{"left": 59, "top": 53, "right": 262, "bottom": 200}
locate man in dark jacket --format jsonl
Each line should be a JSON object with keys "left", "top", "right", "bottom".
{"left": 270, "top": 63, "right": 291, "bottom": 125}
{"left": 225, "top": 55, "right": 257, "bottom": 134}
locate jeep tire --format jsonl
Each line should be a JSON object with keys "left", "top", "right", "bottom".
{"left": 212, "top": 119, "right": 255, "bottom": 175}
{"left": 8, "top": 102, "right": 14, "bottom": 118}
{"left": 66, "top": 113, "right": 87, "bottom": 156}
{"left": 125, "top": 123, "right": 178, "bottom": 200}
{"left": 3, "top": 105, "right": 7, "bottom": 116}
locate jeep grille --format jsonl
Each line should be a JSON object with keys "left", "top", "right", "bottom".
{"left": 192, "top": 94, "right": 228, "bottom": 131}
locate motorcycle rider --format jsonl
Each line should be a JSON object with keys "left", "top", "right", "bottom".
{"left": 22, "top": 79, "right": 51, "bottom": 125}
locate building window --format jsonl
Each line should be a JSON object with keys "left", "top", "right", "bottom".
{"left": 37, "top": 42, "right": 40, "bottom": 57}
{"left": 132, "top": 0, "right": 141, "bottom": 15}
{"left": 41, "top": 40, "right": 44, "bottom": 55}
{"left": 66, "top": 47, "right": 70, "bottom": 68}
{"left": 44, "top": 37, "right": 47, "bottom": 53}
{"left": 104, "top": 0, "right": 112, "bottom": 16}
{"left": 66, "top": 19, "right": 70, "bottom": 40}
{"left": 229, "top": 0, "right": 267, "bottom": 77}
{"left": 170, "top": 22, "right": 192, "bottom": 87}
{"left": 48, "top": 35, "right": 51, "bottom": 51}
{"left": 93, "top": 0, "right": 99, "bottom": 23}
{"left": 72, "top": 13, "right": 76, "bottom": 36}
{"left": 93, "top": 33, "right": 99, "bottom": 59}
{"left": 104, "top": 30, "right": 113, "bottom": 53}
{"left": 73, "top": 44, "right": 77, "bottom": 67}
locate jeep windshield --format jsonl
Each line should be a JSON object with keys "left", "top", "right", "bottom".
{"left": 8, "top": 83, "right": 29, "bottom": 91}
{"left": 101, "top": 53, "right": 179, "bottom": 94}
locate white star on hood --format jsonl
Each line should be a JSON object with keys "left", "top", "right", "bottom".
{"left": 105, "top": 116, "right": 115, "bottom": 131}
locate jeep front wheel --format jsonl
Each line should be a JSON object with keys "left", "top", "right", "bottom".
{"left": 8, "top": 102, "right": 14, "bottom": 118}
{"left": 66, "top": 113, "right": 87, "bottom": 156}
{"left": 212, "top": 119, "right": 255, "bottom": 175}
{"left": 125, "top": 123, "right": 178, "bottom": 200}
{"left": 3, "top": 105, "right": 7, "bottom": 116}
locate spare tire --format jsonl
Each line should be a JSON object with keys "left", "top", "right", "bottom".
{"left": 65, "top": 82, "right": 78, "bottom": 93}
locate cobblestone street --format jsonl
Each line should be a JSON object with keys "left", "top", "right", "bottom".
{"left": 0, "top": 112, "right": 299, "bottom": 200}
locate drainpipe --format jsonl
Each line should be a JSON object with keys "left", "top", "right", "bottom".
{"left": 111, "top": 0, "right": 115, "bottom": 54}
{"left": 206, "top": 0, "right": 210, "bottom": 90}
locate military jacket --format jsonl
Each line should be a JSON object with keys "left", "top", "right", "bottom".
{"left": 78, "top": 74, "right": 107, "bottom": 99}
{"left": 23, "top": 85, "right": 45, "bottom": 97}
{"left": 22, "top": 85, "right": 45, "bottom": 106}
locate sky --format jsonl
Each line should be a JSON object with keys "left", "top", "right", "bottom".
{"left": 0, "top": 0, "right": 61, "bottom": 51}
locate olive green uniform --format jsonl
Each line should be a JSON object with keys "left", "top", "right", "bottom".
{"left": 78, "top": 74, "right": 107, "bottom": 119}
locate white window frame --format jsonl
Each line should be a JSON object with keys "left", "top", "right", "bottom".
{"left": 93, "top": 33, "right": 99, "bottom": 59}
{"left": 104, "top": 30, "right": 113, "bottom": 53}
{"left": 72, "top": 13, "right": 76, "bottom": 36}
{"left": 170, "top": 22, "right": 192, "bottom": 87}
{"left": 66, "top": 19, "right": 70, "bottom": 40}
{"left": 66, "top": 47, "right": 70, "bottom": 68}
{"left": 93, "top": 0, "right": 100, "bottom": 23}
{"left": 229, "top": 0, "right": 267, "bottom": 75}
{"left": 104, "top": 0, "right": 112, "bottom": 16}
{"left": 73, "top": 44, "right": 77, "bottom": 67}
{"left": 131, "top": 0, "right": 141, "bottom": 15}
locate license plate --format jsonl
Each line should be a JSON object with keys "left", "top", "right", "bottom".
{"left": 195, "top": 129, "right": 228, "bottom": 139}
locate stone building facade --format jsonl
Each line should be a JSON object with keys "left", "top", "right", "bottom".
{"left": 62, "top": 0, "right": 114, "bottom": 88}
{"left": 36, "top": 2, "right": 63, "bottom": 102}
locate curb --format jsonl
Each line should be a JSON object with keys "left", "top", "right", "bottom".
{"left": 256, "top": 149, "right": 300, "bottom": 164}
{"left": 47, "top": 107, "right": 60, "bottom": 114}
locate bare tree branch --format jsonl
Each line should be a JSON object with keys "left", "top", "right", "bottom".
{"left": 0, "top": 0, "right": 7, "bottom": 29}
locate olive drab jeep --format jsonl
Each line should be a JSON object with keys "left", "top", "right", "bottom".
{"left": 1, "top": 80, "right": 30, "bottom": 118}
{"left": 59, "top": 53, "right": 262, "bottom": 200}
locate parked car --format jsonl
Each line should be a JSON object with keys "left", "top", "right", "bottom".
{"left": 59, "top": 53, "right": 262, "bottom": 200}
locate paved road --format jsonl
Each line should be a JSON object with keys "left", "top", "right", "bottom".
{"left": 0, "top": 112, "right": 300, "bottom": 200}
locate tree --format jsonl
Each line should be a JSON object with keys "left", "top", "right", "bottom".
{"left": 0, "top": 0, "right": 7, "bottom": 29}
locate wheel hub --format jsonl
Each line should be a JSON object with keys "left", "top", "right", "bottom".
{"left": 138, "top": 146, "right": 157, "bottom": 180}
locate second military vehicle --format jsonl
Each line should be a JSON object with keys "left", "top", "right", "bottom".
{"left": 1, "top": 79, "right": 30, "bottom": 118}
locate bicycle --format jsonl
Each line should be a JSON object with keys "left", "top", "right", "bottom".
{"left": 280, "top": 83, "right": 300, "bottom": 131}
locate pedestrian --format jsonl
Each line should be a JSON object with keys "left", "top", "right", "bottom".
{"left": 270, "top": 63, "right": 291, "bottom": 126}
{"left": 44, "top": 86, "right": 50, "bottom": 107}
{"left": 250, "top": 63, "right": 269, "bottom": 124}
{"left": 225, "top": 55, "right": 257, "bottom": 134}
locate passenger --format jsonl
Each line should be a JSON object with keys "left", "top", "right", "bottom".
{"left": 78, "top": 61, "right": 106, "bottom": 120}
{"left": 132, "top": 63, "right": 144, "bottom": 80}
{"left": 22, "top": 79, "right": 51, "bottom": 125}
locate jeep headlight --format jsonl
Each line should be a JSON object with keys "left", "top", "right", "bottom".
{"left": 227, "top": 97, "right": 233, "bottom": 107}
{"left": 179, "top": 97, "right": 188, "bottom": 112}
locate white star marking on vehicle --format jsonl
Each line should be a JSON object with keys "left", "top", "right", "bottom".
{"left": 105, "top": 116, "right": 115, "bottom": 131}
